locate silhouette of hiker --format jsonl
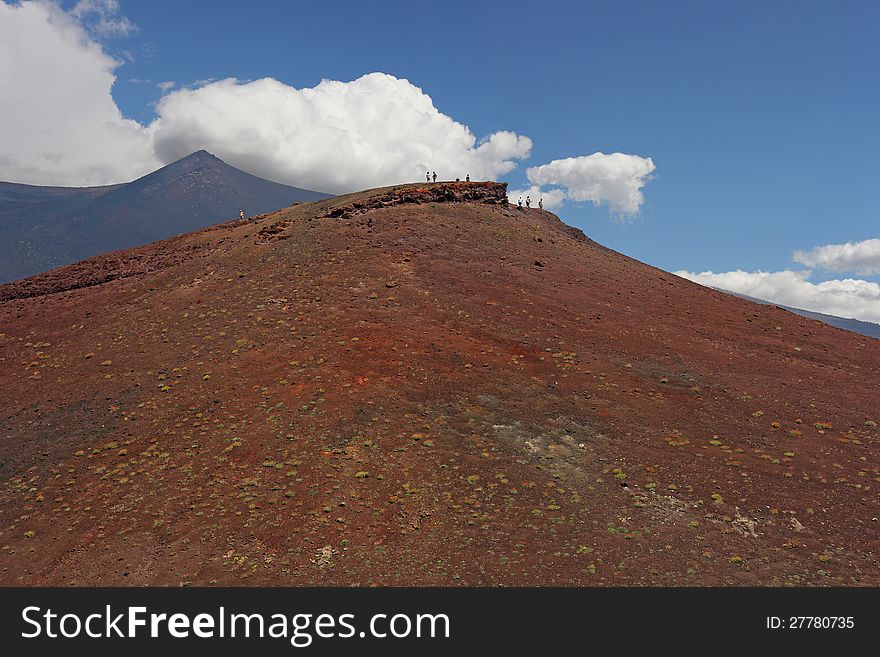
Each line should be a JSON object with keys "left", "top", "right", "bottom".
{"left": 240, "top": 210, "right": 245, "bottom": 219}
{"left": 518, "top": 197, "right": 523, "bottom": 208}
{"left": 526, "top": 196, "right": 531, "bottom": 208}
{"left": 432, "top": 171, "right": 437, "bottom": 183}
{"left": 456, "top": 177, "right": 460, "bottom": 182}
{"left": 538, "top": 198, "right": 543, "bottom": 210}
{"left": 426, "top": 171, "right": 431, "bottom": 182}
{"left": 466, "top": 174, "right": 470, "bottom": 182}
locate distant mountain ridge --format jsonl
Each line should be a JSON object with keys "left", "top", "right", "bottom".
{"left": 721, "top": 290, "right": 880, "bottom": 340}
{"left": 0, "top": 151, "right": 331, "bottom": 282}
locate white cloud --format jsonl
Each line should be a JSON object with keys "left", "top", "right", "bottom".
{"left": 0, "top": 0, "right": 656, "bottom": 214}
{"left": 0, "top": 1, "right": 533, "bottom": 193}
{"left": 0, "top": 0, "right": 158, "bottom": 185}
{"left": 523, "top": 152, "right": 656, "bottom": 216}
{"left": 675, "top": 269, "right": 880, "bottom": 323}
{"left": 187, "top": 77, "right": 218, "bottom": 89}
{"left": 793, "top": 238, "right": 880, "bottom": 275}
{"left": 506, "top": 186, "right": 566, "bottom": 210}
{"left": 71, "top": 0, "right": 135, "bottom": 38}
{"left": 150, "top": 74, "right": 532, "bottom": 194}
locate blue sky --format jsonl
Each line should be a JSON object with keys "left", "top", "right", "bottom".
{"left": 3, "top": 0, "right": 880, "bottom": 320}
{"left": 107, "top": 0, "right": 880, "bottom": 274}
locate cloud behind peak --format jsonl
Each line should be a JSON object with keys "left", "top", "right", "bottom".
{"left": 151, "top": 73, "right": 532, "bottom": 194}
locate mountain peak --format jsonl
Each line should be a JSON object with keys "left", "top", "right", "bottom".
{"left": 168, "top": 149, "right": 223, "bottom": 168}
{"left": 0, "top": 149, "right": 331, "bottom": 283}
{"left": 183, "top": 149, "right": 218, "bottom": 160}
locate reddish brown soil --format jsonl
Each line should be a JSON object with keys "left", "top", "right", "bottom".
{"left": 0, "top": 182, "right": 877, "bottom": 586}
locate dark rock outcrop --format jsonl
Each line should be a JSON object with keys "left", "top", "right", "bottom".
{"left": 256, "top": 182, "right": 509, "bottom": 242}
{"left": 322, "top": 181, "right": 508, "bottom": 219}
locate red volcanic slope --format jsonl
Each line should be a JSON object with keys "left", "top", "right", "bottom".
{"left": 0, "top": 182, "right": 877, "bottom": 586}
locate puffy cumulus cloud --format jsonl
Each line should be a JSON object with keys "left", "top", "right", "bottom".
{"left": 0, "top": 0, "right": 158, "bottom": 185}
{"left": 675, "top": 269, "right": 880, "bottom": 323}
{"left": 793, "top": 238, "right": 880, "bottom": 275}
{"left": 6, "top": 1, "right": 657, "bottom": 207}
{"left": 524, "top": 152, "right": 656, "bottom": 217}
{"left": 150, "top": 74, "right": 532, "bottom": 194}
{"left": 506, "top": 186, "right": 566, "bottom": 210}
{"left": 1, "top": 0, "right": 532, "bottom": 192}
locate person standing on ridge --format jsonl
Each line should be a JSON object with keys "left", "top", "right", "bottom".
{"left": 538, "top": 198, "right": 543, "bottom": 210}
{"left": 466, "top": 174, "right": 470, "bottom": 182}
{"left": 432, "top": 171, "right": 437, "bottom": 183}
{"left": 518, "top": 197, "right": 523, "bottom": 208}
{"left": 526, "top": 196, "right": 531, "bottom": 208}
{"left": 239, "top": 209, "right": 245, "bottom": 219}
{"left": 426, "top": 171, "right": 431, "bottom": 182}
